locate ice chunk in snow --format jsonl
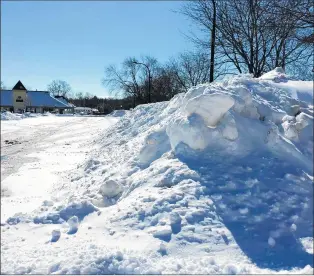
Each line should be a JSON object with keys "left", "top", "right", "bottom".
{"left": 99, "top": 180, "right": 122, "bottom": 198}
{"left": 185, "top": 93, "right": 235, "bottom": 127}
{"left": 51, "top": 229, "right": 61, "bottom": 242}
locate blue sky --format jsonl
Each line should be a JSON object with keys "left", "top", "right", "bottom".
{"left": 1, "top": 1, "right": 197, "bottom": 97}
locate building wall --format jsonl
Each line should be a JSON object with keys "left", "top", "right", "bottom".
{"left": 12, "top": 89, "right": 27, "bottom": 112}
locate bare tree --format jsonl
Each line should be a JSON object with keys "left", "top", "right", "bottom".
{"left": 168, "top": 51, "right": 220, "bottom": 90}
{"left": 180, "top": 0, "right": 219, "bottom": 82}
{"left": 180, "top": 0, "right": 312, "bottom": 78}
{"left": 102, "top": 56, "right": 161, "bottom": 106}
{"left": 1, "top": 81, "right": 5, "bottom": 90}
{"left": 47, "top": 80, "right": 71, "bottom": 97}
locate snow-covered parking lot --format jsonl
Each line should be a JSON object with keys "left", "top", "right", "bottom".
{"left": 1, "top": 116, "right": 118, "bottom": 221}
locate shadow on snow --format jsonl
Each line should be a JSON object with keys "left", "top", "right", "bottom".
{"left": 175, "top": 143, "right": 313, "bottom": 270}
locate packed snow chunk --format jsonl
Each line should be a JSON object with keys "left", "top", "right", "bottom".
{"left": 170, "top": 212, "right": 182, "bottom": 234}
{"left": 51, "top": 229, "right": 61, "bottom": 242}
{"left": 282, "top": 120, "right": 299, "bottom": 140}
{"left": 296, "top": 112, "right": 312, "bottom": 130}
{"left": 67, "top": 216, "right": 79, "bottom": 234}
{"left": 299, "top": 237, "right": 314, "bottom": 254}
{"left": 183, "top": 83, "right": 208, "bottom": 102}
{"left": 158, "top": 243, "right": 167, "bottom": 256}
{"left": 217, "top": 113, "right": 238, "bottom": 141}
{"left": 138, "top": 130, "right": 171, "bottom": 166}
{"left": 58, "top": 201, "right": 98, "bottom": 221}
{"left": 281, "top": 112, "right": 313, "bottom": 141}
{"left": 42, "top": 200, "right": 54, "bottom": 207}
{"left": 282, "top": 115, "right": 296, "bottom": 123}
{"left": 153, "top": 228, "right": 172, "bottom": 242}
{"left": 110, "top": 110, "right": 129, "bottom": 117}
{"left": 290, "top": 223, "right": 297, "bottom": 232}
{"left": 185, "top": 210, "right": 206, "bottom": 224}
{"left": 99, "top": 179, "right": 123, "bottom": 198}
{"left": 287, "top": 105, "right": 301, "bottom": 116}
{"left": 185, "top": 93, "right": 235, "bottom": 127}
{"left": 259, "top": 67, "right": 289, "bottom": 82}
{"left": 166, "top": 114, "right": 211, "bottom": 151}
{"left": 268, "top": 237, "right": 276, "bottom": 247}
{"left": 223, "top": 264, "right": 238, "bottom": 275}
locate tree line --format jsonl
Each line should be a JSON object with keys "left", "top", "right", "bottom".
{"left": 102, "top": 0, "right": 313, "bottom": 107}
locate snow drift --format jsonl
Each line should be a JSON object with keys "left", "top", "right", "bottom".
{"left": 1, "top": 69, "right": 313, "bottom": 274}
{"left": 0, "top": 111, "right": 55, "bottom": 120}
{"left": 1, "top": 111, "right": 23, "bottom": 120}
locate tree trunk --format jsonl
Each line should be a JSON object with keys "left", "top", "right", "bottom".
{"left": 209, "top": 0, "right": 217, "bottom": 83}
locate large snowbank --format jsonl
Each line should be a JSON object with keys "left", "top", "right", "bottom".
{"left": 1, "top": 71, "right": 313, "bottom": 274}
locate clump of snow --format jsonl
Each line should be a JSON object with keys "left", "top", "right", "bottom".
{"left": 99, "top": 180, "right": 123, "bottom": 198}
{"left": 268, "top": 237, "right": 276, "bottom": 247}
{"left": 109, "top": 110, "right": 129, "bottom": 117}
{"left": 51, "top": 229, "right": 61, "bottom": 242}
{"left": 67, "top": 216, "right": 79, "bottom": 234}
{"left": 290, "top": 223, "right": 297, "bottom": 232}
{"left": 259, "top": 67, "right": 290, "bottom": 82}
{"left": 184, "top": 93, "right": 235, "bottom": 127}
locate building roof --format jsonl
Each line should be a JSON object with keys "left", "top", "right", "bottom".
{"left": 0, "top": 90, "right": 73, "bottom": 108}
{"left": 12, "top": 80, "right": 27, "bottom": 91}
{"left": 27, "top": 91, "right": 70, "bottom": 108}
{"left": 54, "top": 95, "right": 75, "bottom": 107}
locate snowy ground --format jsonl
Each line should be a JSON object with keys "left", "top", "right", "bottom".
{"left": 1, "top": 116, "right": 118, "bottom": 221}
{"left": 1, "top": 69, "right": 313, "bottom": 274}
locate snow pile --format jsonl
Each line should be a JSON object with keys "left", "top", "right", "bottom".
{"left": 0, "top": 111, "right": 23, "bottom": 120}
{"left": 109, "top": 110, "right": 129, "bottom": 117}
{"left": 1, "top": 111, "right": 56, "bottom": 120}
{"left": 1, "top": 71, "right": 313, "bottom": 274}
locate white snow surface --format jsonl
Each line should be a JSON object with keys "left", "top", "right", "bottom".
{"left": 0, "top": 111, "right": 56, "bottom": 121}
{"left": 110, "top": 109, "right": 130, "bottom": 117}
{"left": 1, "top": 73, "right": 313, "bottom": 274}
{"left": 259, "top": 67, "right": 313, "bottom": 104}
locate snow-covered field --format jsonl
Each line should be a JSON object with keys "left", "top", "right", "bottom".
{"left": 1, "top": 69, "right": 313, "bottom": 274}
